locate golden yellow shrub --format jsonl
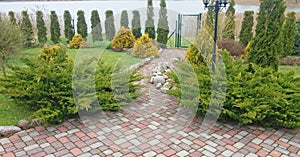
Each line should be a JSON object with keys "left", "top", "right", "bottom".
{"left": 131, "top": 34, "right": 159, "bottom": 58}
{"left": 112, "top": 26, "right": 135, "bottom": 50}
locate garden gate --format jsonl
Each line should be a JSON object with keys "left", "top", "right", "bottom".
{"left": 174, "top": 13, "right": 202, "bottom": 48}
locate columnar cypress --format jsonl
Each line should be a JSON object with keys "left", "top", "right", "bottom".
{"left": 8, "top": 11, "right": 17, "bottom": 25}
{"left": 248, "top": 0, "right": 286, "bottom": 71}
{"left": 204, "top": 0, "right": 215, "bottom": 36}
{"left": 145, "top": 0, "right": 155, "bottom": 39}
{"left": 50, "top": 10, "right": 61, "bottom": 44}
{"left": 91, "top": 10, "right": 103, "bottom": 42}
{"left": 77, "top": 10, "right": 88, "bottom": 39}
{"left": 239, "top": 10, "right": 254, "bottom": 46}
{"left": 36, "top": 11, "right": 47, "bottom": 45}
{"left": 21, "top": 10, "right": 34, "bottom": 47}
{"left": 105, "top": 10, "right": 116, "bottom": 41}
{"left": 294, "top": 19, "right": 300, "bottom": 55}
{"left": 131, "top": 10, "right": 142, "bottom": 39}
{"left": 157, "top": 0, "right": 169, "bottom": 45}
{"left": 64, "top": 10, "right": 74, "bottom": 42}
{"left": 282, "top": 12, "right": 296, "bottom": 56}
{"left": 120, "top": 10, "right": 129, "bottom": 28}
{"left": 222, "top": 0, "right": 235, "bottom": 40}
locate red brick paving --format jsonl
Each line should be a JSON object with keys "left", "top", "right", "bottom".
{"left": 0, "top": 50, "right": 299, "bottom": 156}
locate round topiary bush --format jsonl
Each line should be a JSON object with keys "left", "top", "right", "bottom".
{"left": 131, "top": 34, "right": 159, "bottom": 58}
{"left": 70, "top": 34, "right": 88, "bottom": 49}
{"left": 112, "top": 26, "right": 135, "bottom": 51}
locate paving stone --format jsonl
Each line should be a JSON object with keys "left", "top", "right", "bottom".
{"left": 67, "top": 129, "right": 80, "bottom": 134}
{"left": 233, "top": 142, "right": 245, "bottom": 149}
{"left": 15, "top": 151, "right": 26, "bottom": 157}
{"left": 149, "top": 139, "right": 160, "bottom": 146}
{"left": 22, "top": 135, "right": 33, "bottom": 142}
{"left": 176, "top": 150, "right": 189, "bottom": 156}
{"left": 40, "top": 143, "right": 50, "bottom": 148}
{"left": 45, "top": 154, "right": 55, "bottom": 157}
{"left": 252, "top": 138, "right": 263, "bottom": 145}
{"left": 90, "top": 142, "right": 103, "bottom": 149}
{"left": 246, "top": 153, "right": 258, "bottom": 157}
{"left": 54, "top": 132, "right": 68, "bottom": 138}
{"left": 143, "top": 151, "right": 157, "bottom": 157}
{"left": 24, "top": 144, "right": 39, "bottom": 151}
{"left": 203, "top": 145, "right": 217, "bottom": 153}
{"left": 222, "top": 150, "right": 234, "bottom": 156}
{"left": 130, "top": 139, "right": 142, "bottom": 146}
{"left": 112, "top": 152, "right": 123, "bottom": 157}
{"left": 103, "top": 149, "right": 113, "bottom": 155}
{"left": 182, "top": 139, "right": 193, "bottom": 145}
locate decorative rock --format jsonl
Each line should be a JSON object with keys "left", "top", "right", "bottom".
{"left": 165, "top": 69, "right": 172, "bottom": 73}
{"left": 150, "top": 76, "right": 155, "bottom": 84}
{"left": 163, "top": 82, "right": 172, "bottom": 89}
{"left": 17, "top": 119, "right": 31, "bottom": 130}
{"left": 152, "top": 69, "right": 158, "bottom": 74}
{"left": 163, "top": 74, "right": 168, "bottom": 79}
{"left": 156, "top": 71, "right": 162, "bottom": 76}
{"left": 160, "top": 87, "right": 170, "bottom": 93}
{"left": 0, "top": 126, "right": 22, "bottom": 137}
{"left": 153, "top": 76, "right": 165, "bottom": 85}
{"left": 156, "top": 83, "right": 163, "bottom": 89}
{"left": 158, "top": 62, "right": 168, "bottom": 72}
{"left": 32, "top": 119, "right": 42, "bottom": 127}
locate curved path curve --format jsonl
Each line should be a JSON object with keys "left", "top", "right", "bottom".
{"left": 0, "top": 49, "right": 299, "bottom": 157}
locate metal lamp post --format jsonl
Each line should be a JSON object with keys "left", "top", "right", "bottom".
{"left": 203, "top": 0, "right": 228, "bottom": 71}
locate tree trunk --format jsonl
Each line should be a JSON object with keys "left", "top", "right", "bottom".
{"left": 0, "top": 54, "right": 6, "bottom": 77}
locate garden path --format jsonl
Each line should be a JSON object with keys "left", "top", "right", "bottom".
{"left": 0, "top": 49, "right": 299, "bottom": 157}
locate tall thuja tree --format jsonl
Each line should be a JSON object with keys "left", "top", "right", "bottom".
{"left": 77, "top": 10, "right": 88, "bottom": 39}
{"left": 239, "top": 10, "right": 254, "bottom": 46}
{"left": 120, "top": 10, "right": 129, "bottom": 28}
{"left": 294, "top": 18, "right": 300, "bottom": 55}
{"left": 50, "top": 11, "right": 60, "bottom": 44}
{"left": 282, "top": 12, "right": 296, "bottom": 56}
{"left": 105, "top": 10, "right": 116, "bottom": 41}
{"left": 8, "top": 11, "right": 17, "bottom": 25}
{"left": 204, "top": 0, "right": 215, "bottom": 35}
{"left": 157, "top": 0, "right": 169, "bottom": 45}
{"left": 222, "top": 0, "right": 235, "bottom": 40}
{"left": 21, "top": 10, "right": 34, "bottom": 47}
{"left": 131, "top": 10, "right": 142, "bottom": 39}
{"left": 248, "top": 0, "right": 286, "bottom": 71}
{"left": 64, "top": 10, "right": 74, "bottom": 42}
{"left": 36, "top": 11, "right": 47, "bottom": 45}
{"left": 145, "top": 0, "right": 155, "bottom": 39}
{"left": 91, "top": 10, "right": 103, "bottom": 42}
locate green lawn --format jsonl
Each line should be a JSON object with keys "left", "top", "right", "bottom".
{"left": 279, "top": 65, "right": 300, "bottom": 78}
{"left": 0, "top": 48, "right": 141, "bottom": 126}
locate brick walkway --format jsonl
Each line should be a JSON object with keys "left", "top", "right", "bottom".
{"left": 0, "top": 49, "right": 300, "bottom": 157}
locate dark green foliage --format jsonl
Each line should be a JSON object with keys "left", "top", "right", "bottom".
{"left": 105, "top": 10, "right": 116, "bottom": 41}
{"left": 294, "top": 18, "right": 300, "bottom": 55}
{"left": 0, "top": 19, "right": 24, "bottom": 77}
{"left": 50, "top": 11, "right": 61, "bottom": 44}
{"left": 21, "top": 10, "right": 34, "bottom": 47}
{"left": 157, "top": 0, "right": 169, "bottom": 45}
{"left": 36, "top": 11, "right": 47, "bottom": 45}
{"left": 63, "top": 10, "right": 74, "bottom": 42}
{"left": 77, "top": 10, "right": 88, "bottom": 39}
{"left": 169, "top": 50, "right": 300, "bottom": 129}
{"left": 120, "top": 10, "right": 129, "bottom": 28}
{"left": 91, "top": 10, "right": 103, "bottom": 42}
{"left": 282, "top": 12, "right": 296, "bottom": 56}
{"left": 249, "top": 0, "right": 286, "bottom": 71}
{"left": 145, "top": 0, "right": 156, "bottom": 39}
{"left": 222, "top": 0, "right": 235, "bottom": 40}
{"left": 131, "top": 10, "right": 142, "bottom": 39}
{"left": 0, "top": 45, "right": 76, "bottom": 124}
{"left": 239, "top": 10, "right": 254, "bottom": 46}
{"left": 8, "top": 11, "right": 17, "bottom": 25}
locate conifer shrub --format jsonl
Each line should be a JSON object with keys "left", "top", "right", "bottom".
{"left": 168, "top": 50, "right": 300, "bottom": 129}
{"left": 70, "top": 34, "right": 88, "bottom": 49}
{"left": 131, "top": 34, "right": 159, "bottom": 58}
{"left": 0, "top": 45, "right": 76, "bottom": 124}
{"left": 112, "top": 26, "right": 135, "bottom": 51}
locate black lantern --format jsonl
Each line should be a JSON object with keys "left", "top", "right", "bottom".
{"left": 202, "top": 0, "right": 229, "bottom": 71}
